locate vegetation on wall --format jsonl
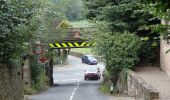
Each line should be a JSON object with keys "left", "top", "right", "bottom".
{"left": 31, "top": 56, "right": 47, "bottom": 90}
{"left": 24, "top": 55, "right": 48, "bottom": 94}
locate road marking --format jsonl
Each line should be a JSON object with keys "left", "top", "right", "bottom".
{"left": 69, "top": 79, "right": 79, "bottom": 100}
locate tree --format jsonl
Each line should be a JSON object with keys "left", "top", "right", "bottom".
{"left": 12, "top": 0, "right": 73, "bottom": 90}
{"left": 52, "top": 0, "right": 86, "bottom": 21}
{"left": 0, "top": 0, "right": 40, "bottom": 63}
{"left": 85, "top": 0, "right": 165, "bottom": 87}
{"left": 86, "top": 0, "right": 162, "bottom": 63}
{"left": 94, "top": 31, "right": 140, "bottom": 85}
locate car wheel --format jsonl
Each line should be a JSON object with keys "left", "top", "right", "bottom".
{"left": 84, "top": 77, "right": 87, "bottom": 80}
{"left": 95, "top": 77, "right": 98, "bottom": 80}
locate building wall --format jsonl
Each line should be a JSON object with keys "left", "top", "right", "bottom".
{"left": 160, "top": 20, "right": 170, "bottom": 76}
{"left": 160, "top": 40, "right": 170, "bottom": 75}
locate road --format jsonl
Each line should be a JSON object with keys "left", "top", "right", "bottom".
{"left": 29, "top": 55, "right": 110, "bottom": 100}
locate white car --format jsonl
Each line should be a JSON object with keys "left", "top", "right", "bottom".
{"left": 84, "top": 67, "right": 101, "bottom": 80}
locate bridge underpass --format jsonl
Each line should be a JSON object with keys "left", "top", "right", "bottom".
{"left": 29, "top": 28, "right": 110, "bottom": 100}
{"left": 47, "top": 27, "right": 97, "bottom": 86}
{"left": 28, "top": 28, "right": 134, "bottom": 100}
{"left": 29, "top": 55, "right": 108, "bottom": 100}
{"left": 30, "top": 31, "right": 108, "bottom": 100}
{"left": 48, "top": 40, "right": 96, "bottom": 85}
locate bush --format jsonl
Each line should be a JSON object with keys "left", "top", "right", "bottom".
{"left": 0, "top": 0, "right": 36, "bottom": 63}
{"left": 24, "top": 85, "right": 37, "bottom": 95}
{"left": 53, "top": 56, "right": 61, "bottom": 65}
{"left": 100, "top": 69, "right": 112, "bottom": 94}
{"left": 33, "top": 66, "right": 48, "bottom": 90}
{"left": 95, "top": 31, "right": 141, "bottom": 85}
{"left": 28, "top": 55, "right": 48, "bottom": 93}
{"left": 99, "top": 81, "right": 111, "bottom": 94}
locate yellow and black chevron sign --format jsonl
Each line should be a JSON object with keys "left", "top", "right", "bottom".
{"left": 49, "top": 41, "right": 96, "bottom": 49}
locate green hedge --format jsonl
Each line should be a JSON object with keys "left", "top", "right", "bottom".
{"left": 25, "top": 55, "right": 48, "bottom": 95}
{"left": 95, "top": 31, "right": 141, "bottom": 84}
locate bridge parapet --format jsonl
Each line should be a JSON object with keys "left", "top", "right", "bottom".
{"left": 61, "top": 27, "right": 97, "bottom": 41}
{"left": 50, "top": 27, "right": 96, "bottom": 49}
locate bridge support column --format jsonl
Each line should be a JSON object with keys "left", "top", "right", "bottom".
{"left": 49, "top": 58, "right": 54, "bottom": 86}
{"left": 57, "top": 49, "right": 69, "bottom": 64}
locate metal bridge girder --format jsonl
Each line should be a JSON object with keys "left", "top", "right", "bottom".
{"left": 49, "top": 41, "right": 96, "bottom": 49}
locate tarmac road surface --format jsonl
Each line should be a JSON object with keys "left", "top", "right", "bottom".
{"left": 29, "top": 55, "right": 109, "bottom": 100}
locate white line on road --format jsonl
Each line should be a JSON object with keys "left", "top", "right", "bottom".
{"left": 69, "top": 79, "right": 79, "bottom": 100}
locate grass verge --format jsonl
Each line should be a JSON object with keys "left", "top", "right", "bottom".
{"left": 70, "top": 20, "right": 95, "bottom": 28}
{"left": 71, "top": 48, "right": 93, "bottom": 55}
{"left": 99, "top": 82, "right": 111, "bottom": 94}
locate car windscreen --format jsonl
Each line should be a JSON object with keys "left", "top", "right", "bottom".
{"left": 88, "top": 56, "right": 97, "bottom": 61}
{"left": 87, "top": 68, "right": 97, "bottom": 72}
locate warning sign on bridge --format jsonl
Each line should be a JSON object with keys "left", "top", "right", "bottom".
{"left": 49, "top": 41, "right": 96, "bottom": 49}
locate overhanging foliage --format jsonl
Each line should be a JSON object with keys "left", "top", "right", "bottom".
{"left": 94, "top": 31, "right": 140, "bottom": 83}
{"left": 0, "top": 0, "right": 39, "bottom": 63}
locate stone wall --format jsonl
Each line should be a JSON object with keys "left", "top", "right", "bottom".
{"left": 127, "top": 70, "right": 159, "bottom": 100}
{"left": 0, "top": 64, "right": 23, "bottom": 100}
{"left": 117, "top": 70, "right": 128, "bottom": 94}
{"left": 23, "top": 59, "right": 31, "bottom": 84}
{"left": 160, "top": 40, "right": 170, "bottom": 76}
{"left": 160, "top": 19, "right": 170, "bottom": 76}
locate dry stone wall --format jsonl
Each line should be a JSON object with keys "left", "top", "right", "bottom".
{"left": 0, "top": 64, "right": 23, "bottom": 100}
{"left": 127, "top": 70, "right": 159, "bottom": 100}
{"left": 23, "top": 59, "right": 31, "bottom": 85}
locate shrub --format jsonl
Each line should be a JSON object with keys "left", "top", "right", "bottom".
{"left": 25, "top": 56, "right": 47, "bottom": 94}
{"left": 95, "top": 31, "right": 141, "bottom": 85}
{"left": 24, "top": 85, "right": 37, "bottom": 95}
{"left": 100, "top": 69, "right": 112, "bottom": 94}
{"left": 99, "top": 81, "right": 111, "bottom": 94}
